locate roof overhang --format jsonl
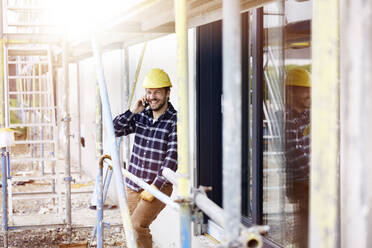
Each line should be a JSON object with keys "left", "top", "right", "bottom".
{"left": 69, "top": 0, "right": 276, "bottom": 61}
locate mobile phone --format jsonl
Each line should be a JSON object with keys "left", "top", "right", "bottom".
{"left": 142, "top": 100, "right": 149, "bottom": 107}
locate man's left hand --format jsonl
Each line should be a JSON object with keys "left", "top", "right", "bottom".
{"left": 140, "top": 184, "right": 159, "bottom": 202}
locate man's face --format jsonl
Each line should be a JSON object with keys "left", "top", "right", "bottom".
{"left": 145, "top": 88, "right": 170, "bottom": 111}
{"left": 292, "top": 86, "right": 311, "bottom": 110}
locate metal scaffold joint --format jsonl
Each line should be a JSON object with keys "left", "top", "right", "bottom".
{"left": 64, "top": 176, "right": 75, "bottom": 183}
{"left": 61, "top": 116, "right": 71, "bottom": 122}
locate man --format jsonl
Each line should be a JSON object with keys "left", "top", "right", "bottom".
{"left": 113, "top": 68, "right": 177, "bottom": 248}
{"left": 285, "top": 67, "right": 311, "bottom": 248}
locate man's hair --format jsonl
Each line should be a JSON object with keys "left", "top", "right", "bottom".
{"left": 163, "top": 87, "right": 170, "bottom": 92}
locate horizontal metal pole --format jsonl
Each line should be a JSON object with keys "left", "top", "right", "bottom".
{"left": 8, "top": 223, "right": 124, "bottom": 231}
{"left": 6, "top": 6, "right": 49, "bottom": 12}
{"left": 8, "top": 91, "right": 49, "bottom": 95}
{"left": 7, "top": 61, "right": 48, "bottom": 65}
{"left": 119, "top": 167, "right": 179, "bottom": 210}
{"left": 195, "top": 192, "right": 225, "bottom": 228}
{"left": 7, "top": 23, "right": 56, "bottom": 27}
{"left": 3, "top": 33, "right": 62, "bottom": 44}
{"left": 8, "top": 75, "right": 48, "bottom": 79}
{"left": 9, "top": 107, "right": 55, "bottom": 111}
{"left": 9, "top": 123, "right": 53, "bottom": 127}
{"left": 11, "top": 175, "right": 58, "bottom": 181}
{"left": 12, "top": 190, "right": 93, "bottom": 200}
{"left": 15, "top": 140, "right": 54, "bottom": 145}
{"left": 7, "top": 50, "right": 48, "bottom": 56}
{"left": 163, "top": 168, "right": 225, "bottom": 227}
{"left": 10, "top": 158, "right": 57, "bottom": 162}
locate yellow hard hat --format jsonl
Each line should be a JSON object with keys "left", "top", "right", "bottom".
{"left": 143, "top": 68, "right": 172, "bottom": 88}
{"left": 285, "top": 68, "right": 311, "bottom": 87}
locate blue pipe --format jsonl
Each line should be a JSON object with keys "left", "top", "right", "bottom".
{"left": 1, "top": 148, "right": 8, "bottom": 247}
{"left": 96, "top": 163, "right": 104, "bottom": 247}
{"left": 6, "top": 152, "right": 10, "bottom": 179}
{"left": 90, "top": 164, "right": 113, "bottom": 244}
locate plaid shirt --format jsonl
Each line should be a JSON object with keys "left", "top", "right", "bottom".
{"left": 285, "top": 107, "right": 310, "bottom": 183}
{"left": 113, "top": 103, "right": 177, "bottom": 191}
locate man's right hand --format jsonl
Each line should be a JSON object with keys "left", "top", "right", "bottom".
{"left": 130, "top": 95, "right": 148, "bottom": 114}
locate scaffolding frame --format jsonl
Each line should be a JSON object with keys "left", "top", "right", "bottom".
{"left": 0, "top": 0, "right": 289, "bottom": 247}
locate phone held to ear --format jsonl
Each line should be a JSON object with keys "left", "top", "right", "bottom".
{"left": 142, "top": 100, "right": 149, "bottom": 107}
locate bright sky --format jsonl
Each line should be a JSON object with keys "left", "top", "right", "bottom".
{"left": 44, "top": 0, "right": 139, "bottom": 39}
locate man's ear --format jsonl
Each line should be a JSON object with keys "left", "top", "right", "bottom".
{"left": 166, "top": 89, "right": 170, "bottom": 98}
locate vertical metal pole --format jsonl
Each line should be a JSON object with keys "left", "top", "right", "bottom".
{"left": 339, "top": 1, "right": 372, "bottom": 248}
{"left": 91, "top": 35, "right": 137, "bottom": 248}
{"left": 222, "top": 0, "right": 242, "bottom": 245}
{"left": 1, "top": 147, "right": 8, "bottom": 248}
{"left": 91, "top": 166, "right": 113, "bottom": 244}
{"left": 62, "top": 38, "right": 72, "bottom": 238}
{"left": 0, "top": 1, "right": 4, "bottom": 128}
{"left": 174, "top": 0, "right": 191, "bottom": 247}
{"left": 0, "top": 40, "right": 3, "bottom": 128}
{"left": 252, "top": 7, "right": 264, "bottom": 225}
{"left": 90, "top": 81, "right": 103, "bottom": 208}
{"left": 39, "top": 63, "right": 44, "bottom": 174}
{"left": 47, "top": 45, "right": 57, "bottom": 198}
{"left": 122, "top": 48, "right": 130, "bottom": 166}
{"left": 311, "top": 0, "right": 340, "bottom": 247}
{"left": 102, "top": 167, "right": 113, "bottom": 203}
{"left": 76, "top": 63, "right": 82, "bottom": 178}
{"left": 96, "top": 163, "right": 104, "bottom": 247}
{"left": 6, "top": 149, "right": 11, "bottom": 220}
{"left": 41, "top": 127, "right": 44, "bottom": 175}
{"left": 32, "top": 67, "right": 36, "bottom": 160}
{"left": 3, "top": 42, "right": 8, "bottom": 128}
{"left": 96, "top": 83, "right": 103, "bottom": 156}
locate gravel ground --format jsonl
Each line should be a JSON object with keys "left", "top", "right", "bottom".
{"left": 0, "top": 226, "right": 126, "bottom": 248}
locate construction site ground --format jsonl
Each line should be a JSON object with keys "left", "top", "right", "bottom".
{"left": 0, "top": 143, "right": 125, "bottom": 247}
{"left": 0, "top": 144, "right": 217, "bottom": 247}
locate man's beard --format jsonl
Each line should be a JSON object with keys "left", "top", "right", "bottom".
{"left": 151, "top": 99, "right": 167, "bottom": 111}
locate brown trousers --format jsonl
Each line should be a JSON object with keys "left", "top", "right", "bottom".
{"left": 126, "top": 184, "right": 173, "bottom": 248}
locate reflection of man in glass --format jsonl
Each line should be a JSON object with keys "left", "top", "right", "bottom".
{"left": 285, "top": 68, "right": 311, "bottom": 248}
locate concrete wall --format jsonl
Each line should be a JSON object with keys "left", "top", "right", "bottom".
{"left": 59, "top": 30, "right": 196, "bottom": 247}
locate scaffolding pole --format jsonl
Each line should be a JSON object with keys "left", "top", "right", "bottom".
{"left": 62, "top": 38, "right": 72, "bottom": 238}
{"left": 76, "top": 63, "right": 82, "bottom": 178}
{"left": 0, "top": 39, "right": 3, "bottom": 128}
{"left": 311, "top": 0, "right": 339, "bottom": 247}
{"left": 121, "top": 48, "right": 130, "bottom": 167}
{"left": 96, "top": 155, "right": 105, "bottom": 248}
{"left": 340, "top": 0, "right": 372, "bottom": 248}
{"left": 222, "top": 0, "right": 242, "bottom": 246}
{"left": 0, "top": 1, "right": 3, "bottom": 128}
{"left": 1, "top": 148, "right": 8, "bottom": 248}
{"left": 91, "top": 35, "right": 137, "bottom": 248}
{"left": 174, "top": 0, "right": 191, "bottom": 247}
{"left": 3, "top": 41, "right": 8, "bottom": 128}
